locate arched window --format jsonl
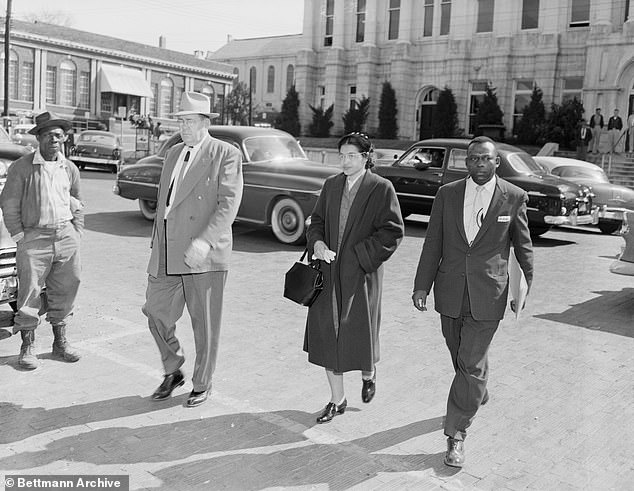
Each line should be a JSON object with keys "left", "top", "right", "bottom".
{"left": 59, "top": 59, "right": 77, "bottom": 106}
{"left": 159, "top": 78, "right": 173, "bottom": 117}
{"left": 0, "top": 49, "right": 19, "bottom": 100}
{"left": 286, "top": 65, "right": 294, "bottom": 93}
{"left": 249, "top": 67, "right": 257, "bottom": 92}
{"left": 267, "top": 66, "right": 275, "bottom": 93}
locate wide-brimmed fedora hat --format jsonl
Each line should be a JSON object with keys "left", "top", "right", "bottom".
{"left": 172, "top": 91, "right": 220, "bottom": 119}
{"left": 29, "top": 111, "right": 72, "bottom": 135}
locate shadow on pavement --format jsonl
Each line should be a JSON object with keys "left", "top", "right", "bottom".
{"left": 84, "top": 211, "right": 152, "bottom": 237}
{"left": 232, "top": 226, "right": 304, "bottom": 254}
{"left": 531, "top": 235, "right": 577, "bottom": 247}
{"left": 0, "top": 395, "right": 185, "bottom": 444}
{"left": 0, "top": 408, "right": 445, "bottom": 489}
{"left": 535, "top": 288, "right": 634, "bottom": 337}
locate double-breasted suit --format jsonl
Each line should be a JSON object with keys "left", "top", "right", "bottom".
{"left": 414, "top": 176, "right": 533, "bottom": 440}
{"left": 305, "top": 171, "right": 404, "bottom": 373}
{"left": 144, "top": 133, "right": 243, "bottom": 392}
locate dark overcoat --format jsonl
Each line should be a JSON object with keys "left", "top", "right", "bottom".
{"left": 304, "top": 171, "right": 404, "bottom": 372}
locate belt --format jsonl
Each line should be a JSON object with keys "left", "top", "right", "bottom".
{"left": 37, "top": 220, "right": 71, "bottom": 230}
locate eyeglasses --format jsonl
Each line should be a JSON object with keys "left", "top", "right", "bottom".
{"left": 339, "top": 152, "right": 366, "bottom": 161}
{"left": 466, "top": 154, "right": 496, "bottom": 164}
{"left": 177, "top": 118, "right": 203, "bottom": 127}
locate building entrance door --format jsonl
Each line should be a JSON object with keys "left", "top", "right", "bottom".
{"left": 627, "top": 94, "right": 634, "bottom": 152}
{"left": 419, "top": 105, "right": 436, "bottom": 140}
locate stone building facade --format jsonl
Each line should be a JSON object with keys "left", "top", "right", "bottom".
{"left": 0, "top": 18, "right": 235, "bottom": 127}
{"left": 211, "top": 0, "right": 634, "bottom": 140}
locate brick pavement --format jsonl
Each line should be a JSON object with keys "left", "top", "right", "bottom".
{"left": 1, "top": 176, "right": 634, "bottom": 490}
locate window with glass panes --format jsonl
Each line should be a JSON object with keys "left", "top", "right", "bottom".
{"left": 521, "top": 0, "right": 539, "bottom": 29}
{"left": 21, "top": 62, "right": 34, "bottom": 101}
{"left": 46, "top": 67, "right": 57, "bottom": 104}
{"left": 286, "top": 65, "right": 294, "bottom": 93}
{"left": 476, "top": 0, "right": 494, "bottom": 33}
{"left": 150, "top": 83, "right": 158, "bottom": 115}
{"left": 1, "top": 51, "right": 19, "bottom": 100}
{"left": 440, "top": 0, "right": 451, "bottom": 35}
{"left": 78, "top": 71, "right": 90, "bottom": 108}
{"left": 469, "top": 81, "right": 488, "bottom": 135}
{"left": 388, "top": 0, "right": 401, "bottom": 40}
{"left": 267, "top": 66, "right": 275, "bottom": 93}
{"left": 324, "top": 0, "right": 334, "bottom": 46}
{"left": 424, "top": 0, "right": 434, "bottom": 37}
{"left": 513, "top": 81, "right": 534, "bottom": 132}
{"left": 100, "top": 92, "right": 111, "bottom": 113}
{"left": 562, "top": 77, "right": 583, "bottom": 102}
{"left": 249, "top": 67, "right": 257, "bottom": 92}
{"left": 356, "top": 0, "right": 366, "bottom": 43}
{"left": 570, "top": 0, "right": 590, "bottom": 27}
{"left": 59, "top": 60, "right": 76, "bottom": 106}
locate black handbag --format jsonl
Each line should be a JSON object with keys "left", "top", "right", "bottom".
{"left": 283, "top": 249, "right": 324, "bottom": 307}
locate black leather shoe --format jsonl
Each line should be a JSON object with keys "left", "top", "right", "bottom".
{"left": 186, "top": 390, "right": 209, "bottom": 407}
{"left": 444, "top": 437, "right": 465, "bottom": 468}
{"left": 481, "top": 390, "right": 489, "bottom": 406}
{"left": 316, "top": 399, "right": 347, "bottom": 424}
{"left": 362, "top": 371, "right": 376, "bottom": 403}
{"left": 151, "top": 370, "right": 184, "bottom": 400}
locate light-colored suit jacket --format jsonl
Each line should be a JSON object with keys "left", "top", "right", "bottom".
{"left": 147, "top": 133, "right": 243, "bottom": 277}
{"left": 414, "top": 177, "right": 533, "bottom": 321}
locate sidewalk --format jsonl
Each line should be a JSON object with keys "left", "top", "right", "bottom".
{"left": 1, "top": 214, "right": 633, "bottom": 490}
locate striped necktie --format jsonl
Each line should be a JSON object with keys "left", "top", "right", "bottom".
{"left": 166, "top": 150, "right": 190, "bottom": 206}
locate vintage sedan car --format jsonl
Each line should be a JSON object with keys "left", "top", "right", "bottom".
{"left": 533, "top": 156, "right": 634, "bottom": 235}
{"left": 10, "top": 124, "right": 38, "bottom": 150}
{"left": 0, "top": 136, "right": 31, "bottom": 310}
{"left": 113, "top": 126, "right": 338, "bottom": 244}
{"left": 373, "top": 138, "right": 597, "bottom": 236}
{"left": 374, "top": 148, "right": 404, "bottom": 166}
{"left": 70, "top": 130, "right": 122, "bottom": 173}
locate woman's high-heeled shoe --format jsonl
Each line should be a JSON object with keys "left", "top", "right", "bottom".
{"left": 362, "top": 370, "right": 376, "bottom": 403}
{"left": 316, "top": 399, "right": 347, "bottom": 424}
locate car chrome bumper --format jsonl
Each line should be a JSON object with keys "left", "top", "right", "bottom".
{"left": 70, "top": 156, "right": 119, "bottom": 164}
{"left": 598, "top": 206, "right": 628, "bottom": 221}
{"left": 544, "top": 207, "right": 599, "bottom": 226}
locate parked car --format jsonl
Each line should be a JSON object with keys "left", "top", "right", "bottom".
{"left": 372, "top": 138, "right": 597, "bottom": 236}
{"left": 374, "top": 148, "right": 404, "bottom": 166}
{"left": 533, "top": 156, "right": 634, "bottom": 235}
{"left": 10, "top": 124, "right": 38, "bottom": 150}
{"left": 69, "top": 130, "right": 122, "bottom": 173}
{"left": 0, "top": 134, "right": 32, "bottom": 310}
{"left": 114, "top": 126, "right": 338, "bottom": 244}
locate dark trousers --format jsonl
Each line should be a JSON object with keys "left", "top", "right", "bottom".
{"left": 143, "top": 233, "right": 227, "bottom": 392}
{"left": 441, "top": 286, "right": 499, "bottom": 440}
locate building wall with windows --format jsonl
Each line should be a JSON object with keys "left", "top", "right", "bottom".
{"left": 211, "top": 0, "right": 634, "bottom": 140}
{"left": 0, "top": 18, "right": 235, "bottom": 127}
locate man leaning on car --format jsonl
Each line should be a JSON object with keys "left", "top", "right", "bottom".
{"left": 0, "top": 111, "right": 83, "bottom": 370}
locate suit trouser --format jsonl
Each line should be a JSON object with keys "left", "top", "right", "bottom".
{"left": 13, "top": 222, "right": 81, "bottom": 334}
{"left": 143, "top": 235, "right": 227, "bottom": 393}
{"left": 590, "top": 128, "right": 602, "bottom": 153}
{"left": 441, "top": 287, "right": 499, "bottom": 441}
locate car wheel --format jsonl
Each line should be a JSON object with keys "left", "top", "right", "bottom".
{"left": 139, "top": 199, "right": 157, "bottom": 221}
{"left": 529, "top": 225, "right": 550, "bottom": 237}
{"left": 598, "top": 221, "right": 621, "bottom": 235}
{"left": 270, "top": 197, "right": 306, "bottom": 245}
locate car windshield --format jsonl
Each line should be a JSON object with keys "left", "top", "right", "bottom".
{"left": 554, "top": 166, "right": 609, "bottom": 182}
{"left": 505, "top": 152, "right": 545, "bottom": 175}
{"left": 243, "top": 135, "right": 306, "bottom": 162}
{"left": 79, "top": 133, "right": 116, "bottom": 145}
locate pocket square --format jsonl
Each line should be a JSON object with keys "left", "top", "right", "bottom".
{"left": 497, "top": 215, "right": 511, "bottom": 222}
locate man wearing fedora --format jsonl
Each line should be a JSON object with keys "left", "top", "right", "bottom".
{"left": 143, "top": 91, "right": 243, "bottom": 407}
{"left": 0, "top": 112, "right": 83, "bottom": 370}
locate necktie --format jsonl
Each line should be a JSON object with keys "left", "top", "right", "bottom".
{"left": 166, "top": 150, "right": 190, "bottom": 206}
{"left": 468, "top": 186, "right": 485, "bottom": 244}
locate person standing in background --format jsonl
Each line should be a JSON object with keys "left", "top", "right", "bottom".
{"left": 589, "top": 108, "right": 604, "bottom": 154}
{"left": 608, "top": 108, "right": 624, "bottom": 154}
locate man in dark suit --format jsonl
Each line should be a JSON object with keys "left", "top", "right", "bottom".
{"left": 412, "top": 136, "right": 533, "bottom": 467}
{"left": 577, "top": 119, "right": 592, "bottom": 160}
{"left": 608, "top": 108, "right": 624, "bottom": 154}
{"left": 143, "top": 92, "right": 243, "bottom": 407}
{"left": 589, "top": 108, "right": 604, "bottom": 154}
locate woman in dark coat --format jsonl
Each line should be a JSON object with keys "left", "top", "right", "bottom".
{"left": 305, "top": 132, "right": 404, "bottom": 423}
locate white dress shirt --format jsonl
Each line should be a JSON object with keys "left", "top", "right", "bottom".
{"left": 464, "top": 176, "right": 496, "bottom": 244}
{"left": 165, "top": 137, "right": 205, "bottom": 215}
